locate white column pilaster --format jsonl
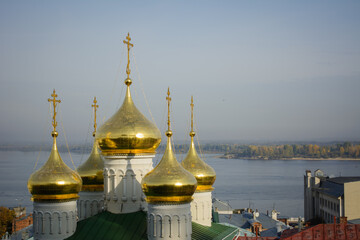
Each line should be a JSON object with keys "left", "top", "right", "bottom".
{"left": 103, "top": 154, "right": 154, "bottom": 214}
{"left": 33, "top": 200, "right": 77, "bottom": 240}
{"left": 147, "top": 203, "right": 192, "bottom": 240}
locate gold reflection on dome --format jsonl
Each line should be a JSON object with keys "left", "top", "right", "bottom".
{"left": 77, "top": 141, "right": 104, "bottom": 191}
{"left": 141, "top": 88, "right": 197, "bottom": 203}
{"left": 77, "top": 97, "right": 104, "bottom": 192}
{"left": 27, "top": 90, "right": 82, "bottom": 202}
{"left": 181, "top": 96, "right": 216, "bottom": 191}
{"left": 96, "top": 33, "right": 161, "bottom": 155}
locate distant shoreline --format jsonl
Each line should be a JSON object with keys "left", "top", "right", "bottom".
{"left": 220, "top": 155, "right": 360, "bottom": 161}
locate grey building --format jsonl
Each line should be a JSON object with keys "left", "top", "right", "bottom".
{"left": 304, "top": 169, "right": 360, "bottom": 223}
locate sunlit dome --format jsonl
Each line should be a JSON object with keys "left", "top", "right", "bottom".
{"left": 77, "top": 97, "right": 104, "bottom": 191}
{"left": 181, "top": 96, "right": 216, "bottom": 191}
{"left": 141, "top": 88, "right": 197, "bottom": 203}
{"left": 181, "top": 134, "right": 216, "bottom": 191}
{"left": 27, "top": 90, "right": 82, "bottom": 202}
{"left": 96, "top": 33, "right": 161, "bottom": 156}
{"left": 77, "top": 140, "right": 104, "bottom": 191}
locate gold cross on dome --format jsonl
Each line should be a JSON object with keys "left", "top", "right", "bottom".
{"left": 123, "top": 33, "right": 134, "bottom": 78}
{"left": 190, "top": 96, "right": 194, "bottom": 132}
{"left": 92, "top": 97, "right": 99, "bottom": 137}
{"left": 166, "top": 87, "right": 171, "bottom": 131}
{"left": 48, "top": 89, "right": 61, "bottom": 133}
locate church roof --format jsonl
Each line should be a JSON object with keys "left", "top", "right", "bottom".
{"left": 66, "top": 211, "right": 239, "bottom": 240}
{"left": 66, "top": 211, "right": 147, "bottom": 240}
{"left": 192, "top": 222, "right": 238, "bottom": 240}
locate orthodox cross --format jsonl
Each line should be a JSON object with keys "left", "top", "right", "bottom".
{"left": 123, "top": 33, "right": 134, "bottom": 79}
{"left": 92, "top": 97, "right": 99, "bottom": 137}
{"left": 190, "top": 96, "right": 194, "bottom": 132}
{"left": 166, "top": 87, "right": 171, "bottom": 131}
{"left": 48, "top": 89, "right": 61, "bottom": 133}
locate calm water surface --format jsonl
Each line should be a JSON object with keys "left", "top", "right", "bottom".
{"left": 1, "top": 151, "right": 359, "bottom": 217}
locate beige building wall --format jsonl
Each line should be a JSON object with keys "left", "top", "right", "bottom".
{"left": 344, "top": 181, "right": 360, "bottom": 220}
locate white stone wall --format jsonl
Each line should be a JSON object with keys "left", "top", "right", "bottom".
{"left": 103, "top": 154, "right": 154, "bottom": 214}
{"left": 147, "top": 203, "right": 192, "bottom": 240}
{"left": 191, "top": 191, "right": 212, "bottom": 226}
{"left": 78, "top": 191, "right": 104, "bottom": 220}
{"left": 33, "top": 200, "right": 77, "bottom": 240}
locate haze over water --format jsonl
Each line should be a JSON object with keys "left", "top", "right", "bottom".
{"left": 1, "top": 151, "right": 359, "bottom": 217}
{"left": 1, "top": 1, "right": 360, "bottom": 144}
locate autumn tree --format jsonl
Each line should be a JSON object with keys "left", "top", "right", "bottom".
{"left": 0, "top": 207, "right": 15, "bottom": 237}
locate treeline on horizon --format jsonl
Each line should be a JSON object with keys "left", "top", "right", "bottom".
{"left": 222, "top": 142, "right": 360, "bottom": 159}
{"left": 157, "top": 141, "right": 360, "bottom": 159}
{"left": 1, "top": 142, "right": 360, "bottom": 159}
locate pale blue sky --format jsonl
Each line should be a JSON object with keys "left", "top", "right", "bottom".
{"left": 0, "top": 1, "right": 360, "bottom": 144}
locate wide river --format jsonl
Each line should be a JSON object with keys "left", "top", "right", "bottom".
{"left": 1, "top": 151, "right": 359, "bottom": 217}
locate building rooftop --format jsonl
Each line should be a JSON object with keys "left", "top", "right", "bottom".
{"left": 327, "top": 176, "right": 360, "bottom": 184}
{"left": 212, "top": 198, "right": 233, "bottom": 213}
{"left": 218, "top": 211, "right": 289, "bottom": 237}
{"left": 65, "top": 210, "right": 240, "bottom": 240}
{"left": 317, "top": 180, "right": 344, "bottom": 197}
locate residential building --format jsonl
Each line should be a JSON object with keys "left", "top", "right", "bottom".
{"left": 304, "top": 169, "right": 360, "bottom": 223}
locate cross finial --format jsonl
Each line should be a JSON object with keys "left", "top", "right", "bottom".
{"left": 91, "top": 97, "right": 99, "bottom": 137}
{"left": 48, "top": 89, "right": 61, "bottom": 137}
{"left": 190, "top": 96, "right": 194, "bottom": 132}
{"left": 166, "top": 87, "right": 172, "bottom": 135}
{"left": 123, "top": 32, "right": 134, "bottom": 81}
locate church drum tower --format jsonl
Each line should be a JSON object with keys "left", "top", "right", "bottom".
{"left": 95, "top": 33, "right": 162, "bottom": 214}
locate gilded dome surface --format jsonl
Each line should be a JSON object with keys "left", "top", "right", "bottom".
{"left": 141, "top": 88, "right": 197, "bottom": 203}
{"left": 181, "top": 136, "right": 216, "bottom": 191}
{"left": 28, "top": 138, "right": 82, "bottom": 202}
{"left": 141, "top": 134, "right": 197, "bottom": 203}
{"left": 77, "top": 140, "right": 104, "bottom": 191}
{"left": 96, "top": 83, "right": 161, "bottom": 155}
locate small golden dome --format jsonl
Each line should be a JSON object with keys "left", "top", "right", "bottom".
{"left": 181, "top": 96, "right": 216, "bottom": 191}
{"left": 181, "top": 136, "right": 216, "bottom": 191}
{"left": 141, "top": 88, "right": 197, "bottom": 203}
{"left": 141, "top": 135, "right": 197, "bottom": 203}
{"left": 77, "top": 140, "right": 104, "bottom": 192}
{"left": 27, "top": 137, "right": 82, "bottom": 202}
{"left": 96, "top": 83, "right": 161, "bottom": 155}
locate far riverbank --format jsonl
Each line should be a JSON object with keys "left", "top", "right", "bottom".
{"left": 220, "top": 154, "right": 360, "bottom": 161}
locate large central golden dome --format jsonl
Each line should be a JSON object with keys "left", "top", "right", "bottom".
{"left": 96, "top": 80, "right": 161, "bottom": 155}
{"left": 96, "top": 34, "right": 161, "bottom": 156}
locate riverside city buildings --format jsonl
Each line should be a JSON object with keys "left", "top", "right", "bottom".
{"left": 304, "top": 169, "right": 360, "bottom": 223}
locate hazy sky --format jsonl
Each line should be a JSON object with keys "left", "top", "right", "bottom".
{"left": 1, "top": 1, "right": 360, "bottom": 145}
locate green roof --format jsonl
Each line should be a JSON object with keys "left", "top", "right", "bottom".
{"left": 192, "top": 222, "right": 238, "bottom": 240}
{"left": 66, "top": 211, "right": 147, "bottom": 240}
{"left": 66, "top": 211, "right": 238, "bottom": 240}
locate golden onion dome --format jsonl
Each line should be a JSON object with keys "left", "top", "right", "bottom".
{"left": 96, "top": 34, "right": 161, "bottom": 156}
{"left": 27, "top": 135, "right": 82, "bottom": 202}
{"left": 28, "top": 90, "right": 82, "bottom": 202}
{"left": 96, "top": 81, "right": 161, "bottom": 155}
{"left": 181, "top": 135, "right": 216, "bottom": 191}
{"left": 181, "top": 97, "right": 216, "bottom": 191}
{"left": 141, "top": 88, "right": 197, "bottom": 203}
{"left": 77, "top": 140, "right": 104, "bottom": 192}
